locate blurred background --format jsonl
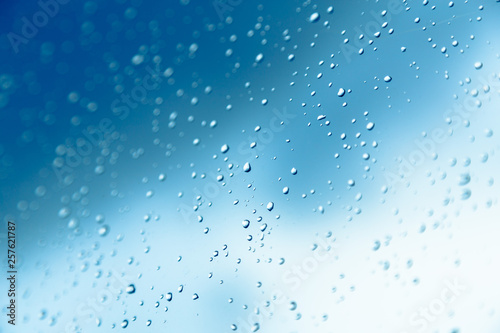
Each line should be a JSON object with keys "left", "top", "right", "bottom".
{"left": 1, "top": 0, "right": 500, "bottom": 332}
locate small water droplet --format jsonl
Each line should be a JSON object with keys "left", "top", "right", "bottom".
{"left": 126, "top": 284, "right": 136, "bottom": 294}
{"left": 458, "top": 173, "right": 471, "bottom": 186}
{"left": 98, "top": 225, "right": 110, "bottom": 237}
{"left": 460, "top": 188, "right": 471, "bottom": 200}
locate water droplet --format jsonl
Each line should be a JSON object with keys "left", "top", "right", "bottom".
{"left": 121, "top": 319, "right": 129, "bottom": 328}
{"left": 67, "top": 218, "right": 79, "bottom": 229}
{"left": 289, "top": 301, "right": 297, "bottom": 310}
{"left": 242, "top": 220, "right": 250, "bottom": 228}
{"left": 192, "top": 293, "right": 199, "bottom": 300}
{"left": 243, "top": 162, "right": 251, "bottom": 172}
{"left": 58, "top": 207, "right": 71, "bottom": 218}
{"left": 291, "top": 167, "right": 298, "bottom": 175}
{"left": 474, "top": 61, "right": 483, "bottom": 69}
{"left": 283, "top": 187, "right": 289, "bottom": 194}
{"left": 267, "top": 202, "right": 274, "bottom": 211}
{"left": 35, "top": 186, "right": 47, "bottom": 197}
{"left": 366, "top": 122, "right": 375, "bottom": 130}
{"left": 132, "top": 54, "right": 144, "bottom": 65}
{"left": 460, "top": 188, "right": 471, "bottom": 200}
{"left": 126, "top": 284, "right": 136, "bottom": 294}
{"left": 384, "top": 75, "right": 392, "bottom": 82}
{"left": 337, "top": 88, "right": 345, "bottom": 97}
{"left": 98, "top": 225, "right": 110, "bottom": 237}
{"left": 458, "top": 173, "right": 471, "bottom": 186}
{"left": 309, "top": 12, "right": 320, "bottom": 23}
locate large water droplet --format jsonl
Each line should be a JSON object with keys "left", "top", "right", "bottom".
{"left": 309, "top": 12, "right": 320, "bottom": 22}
